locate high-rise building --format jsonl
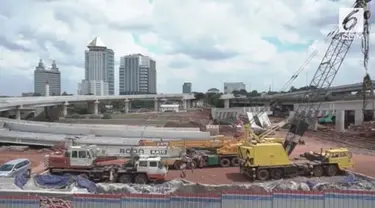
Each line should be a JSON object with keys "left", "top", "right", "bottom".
{"left": 77, "top": 80, "right": 109, "bottom": 96}
{"left": 182, "top": 82, "right": 192, "bottom": 93}
{"left": 34, "top": 59, "right": 61, "bottom": 96}
{"left": 119, "top": 54, "right": 157, "bottom": 95}
{"left": 224, "top": 82, "right": 246, "bottom": 94}
{"left": 80, "top": 37, "right": 114, "bottom": 95}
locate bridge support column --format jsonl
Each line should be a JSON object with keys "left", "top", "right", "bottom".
{"left": 354, "top": 110, "right": 364, "bottom": 125}
{"left": 154, "top": 98, "right": 159, "bottom": 112}
{"left": 124, "top": 99, "right": 130, "bottom": 114}
{"left": 60, "top": 102, "right": 69, "bottom": 117}
{"left": 187, "top": 100, "right": 192, "bottom": 109}
{"left": 88, "top": 100, "right": 99, "bottom": 115}
{"left": 15, "top": 106, "right": 21, "bottom": 120}
{"left": 224, "top": 99, "right": 230, "bottom": 108}
{"left": 182, "top": 99, "right": 187, "bottom": 110}
{"left": 335, "top": 110, "right": 345, "bottom": 132}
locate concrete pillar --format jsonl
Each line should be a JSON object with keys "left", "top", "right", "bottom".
{"left": 45, "top": 82, "right": 50, "bottom": 96}
{"left": 61, "top": 102, "right": 68, "bottom": 117}
{"left": 224, "top": 99, "right": 230, "bottom": 108}
{"left": 354, "top": 110, "right": 364, "bottom": 125}
{"left": 88, "top": 100, "right": 99, "bottom": 115}
{"left": 124, "top": 99, "right": 130, "bottom": 114}
{"left": 15, "top": 107, "right": 21, "bottom": 120}
{"left": 154, "top": 98, "right": 159, "bottom": 112}
{"left": 335, "top": 110, "right": 345, "bottom": 132}
{"left": 186, "top": 100, "right": 191, "bottom": 109}
{"left": 182, "top": 99, "right": 187, "bottom": 110}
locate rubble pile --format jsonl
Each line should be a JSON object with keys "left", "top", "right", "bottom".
{"left": 347, "top": 121, "right": 375, "bottom": 138}
{"left": 96, "top": 174, "right": 375, "bottom": 194}
{"left": 163, "top": 108, "right": 212, "bottom": 129}
{"left": 308, "top": 125, "right": 375, "bottom": 153}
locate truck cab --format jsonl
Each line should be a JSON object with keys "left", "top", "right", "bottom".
{"left": 45, "top": 146, "right": 99, "bottom": 169}
{"left": 135, "top": 156, "right": 168, "bottom": 177}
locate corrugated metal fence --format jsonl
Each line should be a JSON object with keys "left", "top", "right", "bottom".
{"left": 1, "top": 190, "right": 374, "bottom": 208}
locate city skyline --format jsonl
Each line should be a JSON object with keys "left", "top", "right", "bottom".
{"left": 1, "top": 0, "right": 374, "bottom": 96}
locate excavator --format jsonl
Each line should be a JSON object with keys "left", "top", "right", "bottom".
{"left": 238, "top": 0, "right": 371, "bottom": 181}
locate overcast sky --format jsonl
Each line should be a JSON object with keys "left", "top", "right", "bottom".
{"left": 0, "top": 0, "right": 374, "bottom": 96}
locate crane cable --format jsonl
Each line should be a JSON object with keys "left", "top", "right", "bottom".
{"left": 361, "top": 3, "right": 375, "bottom": 119}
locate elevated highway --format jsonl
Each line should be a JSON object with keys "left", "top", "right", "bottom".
{"left": 0, "top": 94, "right": 196, "bottom": 119}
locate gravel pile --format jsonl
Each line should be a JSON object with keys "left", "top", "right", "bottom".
{"left": 0, "top": 173, "right": 374, "bottom": 194}
{"left": 96, "top": 174, "right": 375, "bottom": 194}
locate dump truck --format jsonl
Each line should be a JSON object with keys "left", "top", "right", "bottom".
{"left": 238, "top": 142, "right": 353, "bottom": 181}
{"left": 44, "top": 145, "right": 168, "bottom": 184}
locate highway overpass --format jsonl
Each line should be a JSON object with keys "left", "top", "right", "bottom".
{"left": 0, "top": 93, "right": 196, "bottom": 119}
{"left": 220, "top": 81, "right": 374, "bottom": 108}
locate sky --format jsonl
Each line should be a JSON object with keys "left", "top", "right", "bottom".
{"left": 0, "top": 0, "right": 375, "bottom": 96}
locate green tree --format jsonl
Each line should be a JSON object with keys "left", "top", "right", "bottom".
{"left": 193, "top": 92, "right": 205, "bottom": 100}
{"left": 248, "top": 90, "right": 259, "bottom": 97}
{"left": 61, "top": 91, "right": 68, "bottom": 96}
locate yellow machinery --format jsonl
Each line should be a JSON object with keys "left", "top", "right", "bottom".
{"left": 237, "top": 138, "right": 353, "bottom": 181}
{"left": 140, "top": 124, "right": 284, "bottom": 167}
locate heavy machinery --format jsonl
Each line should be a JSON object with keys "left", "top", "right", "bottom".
{"left": 140, "top": 124, "right": 284, "bottom": 169}
{"left": 238, "top": 0, "right": 370, "bottom": 181}
{"left": 44, "top": 145, "right": 168, "bottom": 184}
{"left": 238, "top": 143, "right": 353, "bottom": 180}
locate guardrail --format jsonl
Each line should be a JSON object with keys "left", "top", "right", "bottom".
{"left": 2, "top": 190, "right": 374, "bottom": 208}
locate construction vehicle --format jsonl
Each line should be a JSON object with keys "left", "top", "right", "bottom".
{"left": 140, "top": 124, "right": 284, "bottom": 169}
{"left": 44, "top": 145, "right": 168, "bottom": 184}
{"left": 238, "top": 143, "right": 353, "bottom": 181}
{"left": 238, "top": 0, "right": 370, "bottom": 181}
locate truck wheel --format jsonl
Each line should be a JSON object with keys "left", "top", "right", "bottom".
{"left": 326, "top": 165, "right": 338, "bottom": 176}
{"left": 119, "top": 174, "right": 132, "bottom": 183}
{"left": 134, "top": 174, "right": 148, "bottom": 184}
{"left": 270, "top": 169, "right": 283, "bottom": 180}
{"left": 231, "top": 158, "right": 240, "bottom": 166}
{"left": 257, "top": 169, "right": 270, "bottom": 181}
{"left": 174, "top": 161, "right": 186, "bottom": 170}
{"left": 312, "top": 166, "right": 323, "bottom": 177}
{"left": 220, "top": 158, "right": 230, "bottom": 167}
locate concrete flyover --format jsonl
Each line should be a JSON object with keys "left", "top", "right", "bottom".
{"left": 0, "top": 93, "right": 196, "bottom": 119}
{"left": 293, "top": 99, "right": 375, "bottom": 133}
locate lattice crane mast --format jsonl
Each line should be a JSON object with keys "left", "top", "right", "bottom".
{"left": 283, "top": 0, "right": 372, "bottom": 156}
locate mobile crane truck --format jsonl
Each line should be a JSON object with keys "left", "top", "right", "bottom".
{"left": 140, "top": 124, "right": 285, "bottom": 169}
{"left": 44, "top": 145, "right": 168, "bottom": 184}
{"left": 238, "top": 0, "right": 371, "bottom": 181}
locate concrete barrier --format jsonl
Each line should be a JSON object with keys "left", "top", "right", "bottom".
{"left": 4, "top": 121, "right": 211, "bottom": 139}
{"left": 1, "top": 118, "right": 200, "bottom": 131}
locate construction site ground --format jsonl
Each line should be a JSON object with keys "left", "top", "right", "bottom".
{"left": 0, "top": 129, "right": 374, "bottom": 184}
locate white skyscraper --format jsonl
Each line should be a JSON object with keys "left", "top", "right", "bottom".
{"left": 78, "top": 37, "right": 114, "bottom": 95}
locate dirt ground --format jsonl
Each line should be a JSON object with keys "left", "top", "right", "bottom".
{"left": 0, "top": 131, "right": 374, "bottom": 184}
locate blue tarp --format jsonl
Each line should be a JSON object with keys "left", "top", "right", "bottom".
{"left": 14, "top": 170, "right": 30, "bottom": 189}
{"left": 342, "top": 174, "right": 356, "bottom": 183}
{"left": 76, "top": 175, "right": 97, "bottom": 193}
{"left": 14, "top": 173, "right": 97, "bottom": 193}
{"left": 34, "top": 174, "right": 73, "bottom": 189}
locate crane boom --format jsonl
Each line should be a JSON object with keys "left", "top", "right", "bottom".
{"left": 283, "top": 0, "right": 371, "bottom": 156}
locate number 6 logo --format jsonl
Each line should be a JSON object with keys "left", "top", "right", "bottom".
{"left": 339, "top": 8, "right": 364, "bottom": 34}
{"left": 342, "top": 9, "right": 359, "bottom": 31}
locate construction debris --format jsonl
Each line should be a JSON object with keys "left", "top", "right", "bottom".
{"left": 348, "top": 121, "right": 375, "bottom": 138}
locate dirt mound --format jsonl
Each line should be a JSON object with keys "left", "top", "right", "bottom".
{"left": 164, "top": 121, "right": 205, "bottom": 131}
{"left": 347, "top": 121, "right": 375, "bottom": 138}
